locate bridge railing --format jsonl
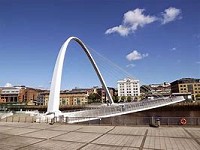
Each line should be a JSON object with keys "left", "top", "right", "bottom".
{"left": 1, "top": 115, "right": 199, "bottom": 126}
{"left": 64, "top": 96, "right": 184, "bottom": 123}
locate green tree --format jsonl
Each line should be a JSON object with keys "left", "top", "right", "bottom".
{"left": 127, "top": 96, "right": 132, "bottom": 102}
{"left": 196, "top": 94, "right": 200, "bottom": 100}
{"left": 62, "top": 99, "right": 66, "bottom": 105}
{"left": 88, "top": 93, "right": 101, "bottom": 103}
{"left": 113, "top": 96, "right": 119, "bottom": 103}
{"left": 120, "top": 96, "right": 126, "bottom": 102}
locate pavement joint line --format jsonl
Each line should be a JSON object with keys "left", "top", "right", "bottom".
{"left": 15, "top": 138, "right": 47, "bottom": 150}
{"left": 26, "top": 124, "right": 60, "bottom": 130}
{"left": 139, "top": 129, "right": 148, "bottom": 150}
{"left": 48, "top": 125, "right": 84, "bottom": 140}
{"left": 49, "top": 138, "right": 88, "bottom": 144}
{"left": 48, "top": 125, "right": 84, "bottom": 132}
{"left": 0, "top": 133, "right": 13, "bottom": 140}
{"left": 83, "top": 142, "right": 140, "bottom": 149}
{"left": 16, "top": 128, "right": 46, "bottom": 136}
{"left": 106, "top": 132, "right": 145, "bottom": 137}
{"left": 147, "top": 135, "right": 192, "bottom": 139}
{"left": 183, "top": 127, "right": 200, "bottom": 146}
{"left": 78, "top": 125, "right": 116, "bottom": 150}
{"left": 143, "top": 148, "right": 163, "bottom": 150}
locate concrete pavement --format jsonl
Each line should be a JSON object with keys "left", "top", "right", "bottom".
{"left": 0, "top": 122, "right": 199, "bottom": 150}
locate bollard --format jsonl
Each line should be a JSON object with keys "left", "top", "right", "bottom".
{"left": 156, "top": 118, "right": 160, "bottom": 127}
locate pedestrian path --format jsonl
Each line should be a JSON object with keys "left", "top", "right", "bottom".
{"left": 0, "top": 122, "right": 199, "bottom": 149}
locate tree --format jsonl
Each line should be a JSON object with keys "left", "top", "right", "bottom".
{"left": 120, "top": 96, "right": 126, "bottom": 102}
{"left": 88, "top": 93, "right": 101, "bottom": 103}
{"left": 127, "top": 96, "right": 132, "bottom": 102}
{"left": 113, "top": 96, "right": 119, "bottom": 103}
{"left": 196, "top": 94, "right": 200, "bottom": 100}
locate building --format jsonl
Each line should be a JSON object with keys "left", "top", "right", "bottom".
{"left": 37, "top": 89, "right": 89, "bottom": 106}
{"left": 117, "top": 78, "right": 140, "bottom": 101}
{"left": 171, "top": 78, "right": 200, "bottom": 100}
{"left": 0, "top": 86, "right": 41, "bottom": 105}
{"left": 96, "top": 87, "right": 116, "bottom": 103}
{"left": 140, "top": 82, "right": 171, "bottom": 97}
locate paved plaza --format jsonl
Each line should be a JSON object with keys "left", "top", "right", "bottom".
{"left": 0, "top": 122, "right": 199, "bottom": 150}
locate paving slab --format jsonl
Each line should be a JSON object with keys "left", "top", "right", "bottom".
{"left": 76, "top": 125, "right": 114, "bottom": 133}
{"left": 148, "top": 127, "right": 190, "bottom": 138}
{"left": 0, "top": 122, "right": 199, "bottom": 150}
{"left": 0, "top": 133, "right": 11, "bottom": 140}
{"left": 49, "top": 124, "right": 83, "bottom": 131}
{"left": 109, "top": 126, "right": 146, "bottom": 136}
{"left": 0, "top": 136, "right": 43, "bottom": 149}
{"left": 185, "top": 128, "right": 200, "bottom": 139}
{"left": 52, "top": 131, "right": 102, "bottom": 143}
{"left": 22, "top": 130, "right": 66, "bottom": 139}
{"left": 0, "top": 127, "right": 39, "bottom": 135}
{"left": 18, "top": 140, "right": 85, "bottom": 150}
{"left": 92, "top": 134, "right": 143, "bottom": 148}
{"left": 0, "top": 122, "right": 30, "bottom": 128}
{"left": 0, "top": 126, "right": 14, "bottom": 133}
{"left": 144, "top": 136, "right": 200, "bottom": 150}
{"left": 27, "top": 123, "right": 59, "bottom": 129}
{"left": 81, "top": 143, "right": 139, "bottom": 150}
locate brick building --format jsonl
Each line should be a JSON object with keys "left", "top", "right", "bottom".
{"left": 171, "top": 78, "right": 200, "bottom": 100}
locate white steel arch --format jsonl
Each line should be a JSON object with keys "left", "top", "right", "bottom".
{"left": 47, "top": 37, "right": 114, "bottom": 114}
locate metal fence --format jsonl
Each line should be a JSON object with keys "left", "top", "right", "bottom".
{"left": 1, "top": 115, "right": 200, "bottom": 126}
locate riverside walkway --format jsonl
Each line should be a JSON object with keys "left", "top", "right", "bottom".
{"left": 0, "top": 122, "right": 199, "bottom": 150}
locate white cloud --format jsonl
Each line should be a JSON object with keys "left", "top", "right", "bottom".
{"left": 105, "top": 7, "right": 182, "bottom": 36}
{"left": 126, "top": 50, "right": 149, "bottom": 61}
{"left": 161, "top": 7, "right": 181, "bottom": 24}
{"left": 123, "top": 8, "right": 157, "bottom": 27}
{"left": 105, "top": 25, "right": 130, "bottom": 36}
{"left": 105, "top": 8, "right": 157, "bottom": 36}
{"left": 5, "top": 83, "right": 12, "bottom": 87}
{"left": 126, "top": 64, "right": 135, "bottom": 68}
{"left": 171, "top": 47, "right": 177, "bottom": 51}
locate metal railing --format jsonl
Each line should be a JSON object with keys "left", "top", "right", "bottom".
{"left": 1, "top": 115, "right": 199, "bottom": 126}
{"left": 64, "top": 96, "right": 185, "bottom": 123}
{"left": 0, "top": 96, "right": 186, "bottom": 125}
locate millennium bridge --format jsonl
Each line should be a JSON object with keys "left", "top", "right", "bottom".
{"left": 36, "top": 36, "right": 185, "bottom": 124}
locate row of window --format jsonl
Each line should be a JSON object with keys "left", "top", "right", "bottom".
{"left": 180, "top": 84, "right": 200, "bottom": 87}
{"left": 120, "top": 94, "right": 138, "bottom": 96}
{"left": 2, "top": 91, "right": 19, "bottom": 94}
{"left": 180, "top": 88, "right": 200, "bottom": 91}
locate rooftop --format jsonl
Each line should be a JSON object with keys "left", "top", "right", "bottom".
{"left": 171, "top": 78, "right": 200, "bottom": 84}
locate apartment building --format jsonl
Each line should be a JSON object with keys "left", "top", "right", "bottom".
{"left": 171, "top": 78, "right": 200, "bottom": 100}
{"left": 96, "top": 87, "right": 116, "bottom": 103}
{"left": 117, "top": 78, "right": 140, "bottom": 100}
{"left": 38, "top": 89, "right": 89, "bottom": 106}
{"left": 0, "top": 86, "right": 41, "bottom": 105}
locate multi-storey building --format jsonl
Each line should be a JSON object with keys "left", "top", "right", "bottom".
{"left": 140, "top": 82, "right": 171, "bottom": 97}
{"left": 117, "top": 78, "right": 140, "bottom": 100}
{"left": 37, "top": 89, "right": 89, "bottom": 106}
{"left": 0, "top": 86, "right": 41, "bottom": 105}
{"left": 171, "top": 78, "right": 200, "bottom": 100}
{"left": 96, "top": 87, "right": 116, "bottom": 103}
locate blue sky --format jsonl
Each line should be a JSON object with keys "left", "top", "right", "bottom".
{"left": 0, "top": 0, "right": 199, "bottom": 89}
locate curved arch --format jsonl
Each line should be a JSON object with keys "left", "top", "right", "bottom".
{"left": 47, "top": 36, "right": 114, "bottom": 114}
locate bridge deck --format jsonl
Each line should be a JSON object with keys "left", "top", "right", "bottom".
{"left": 62, "top": 96, "right": 185, "bottom": 123}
